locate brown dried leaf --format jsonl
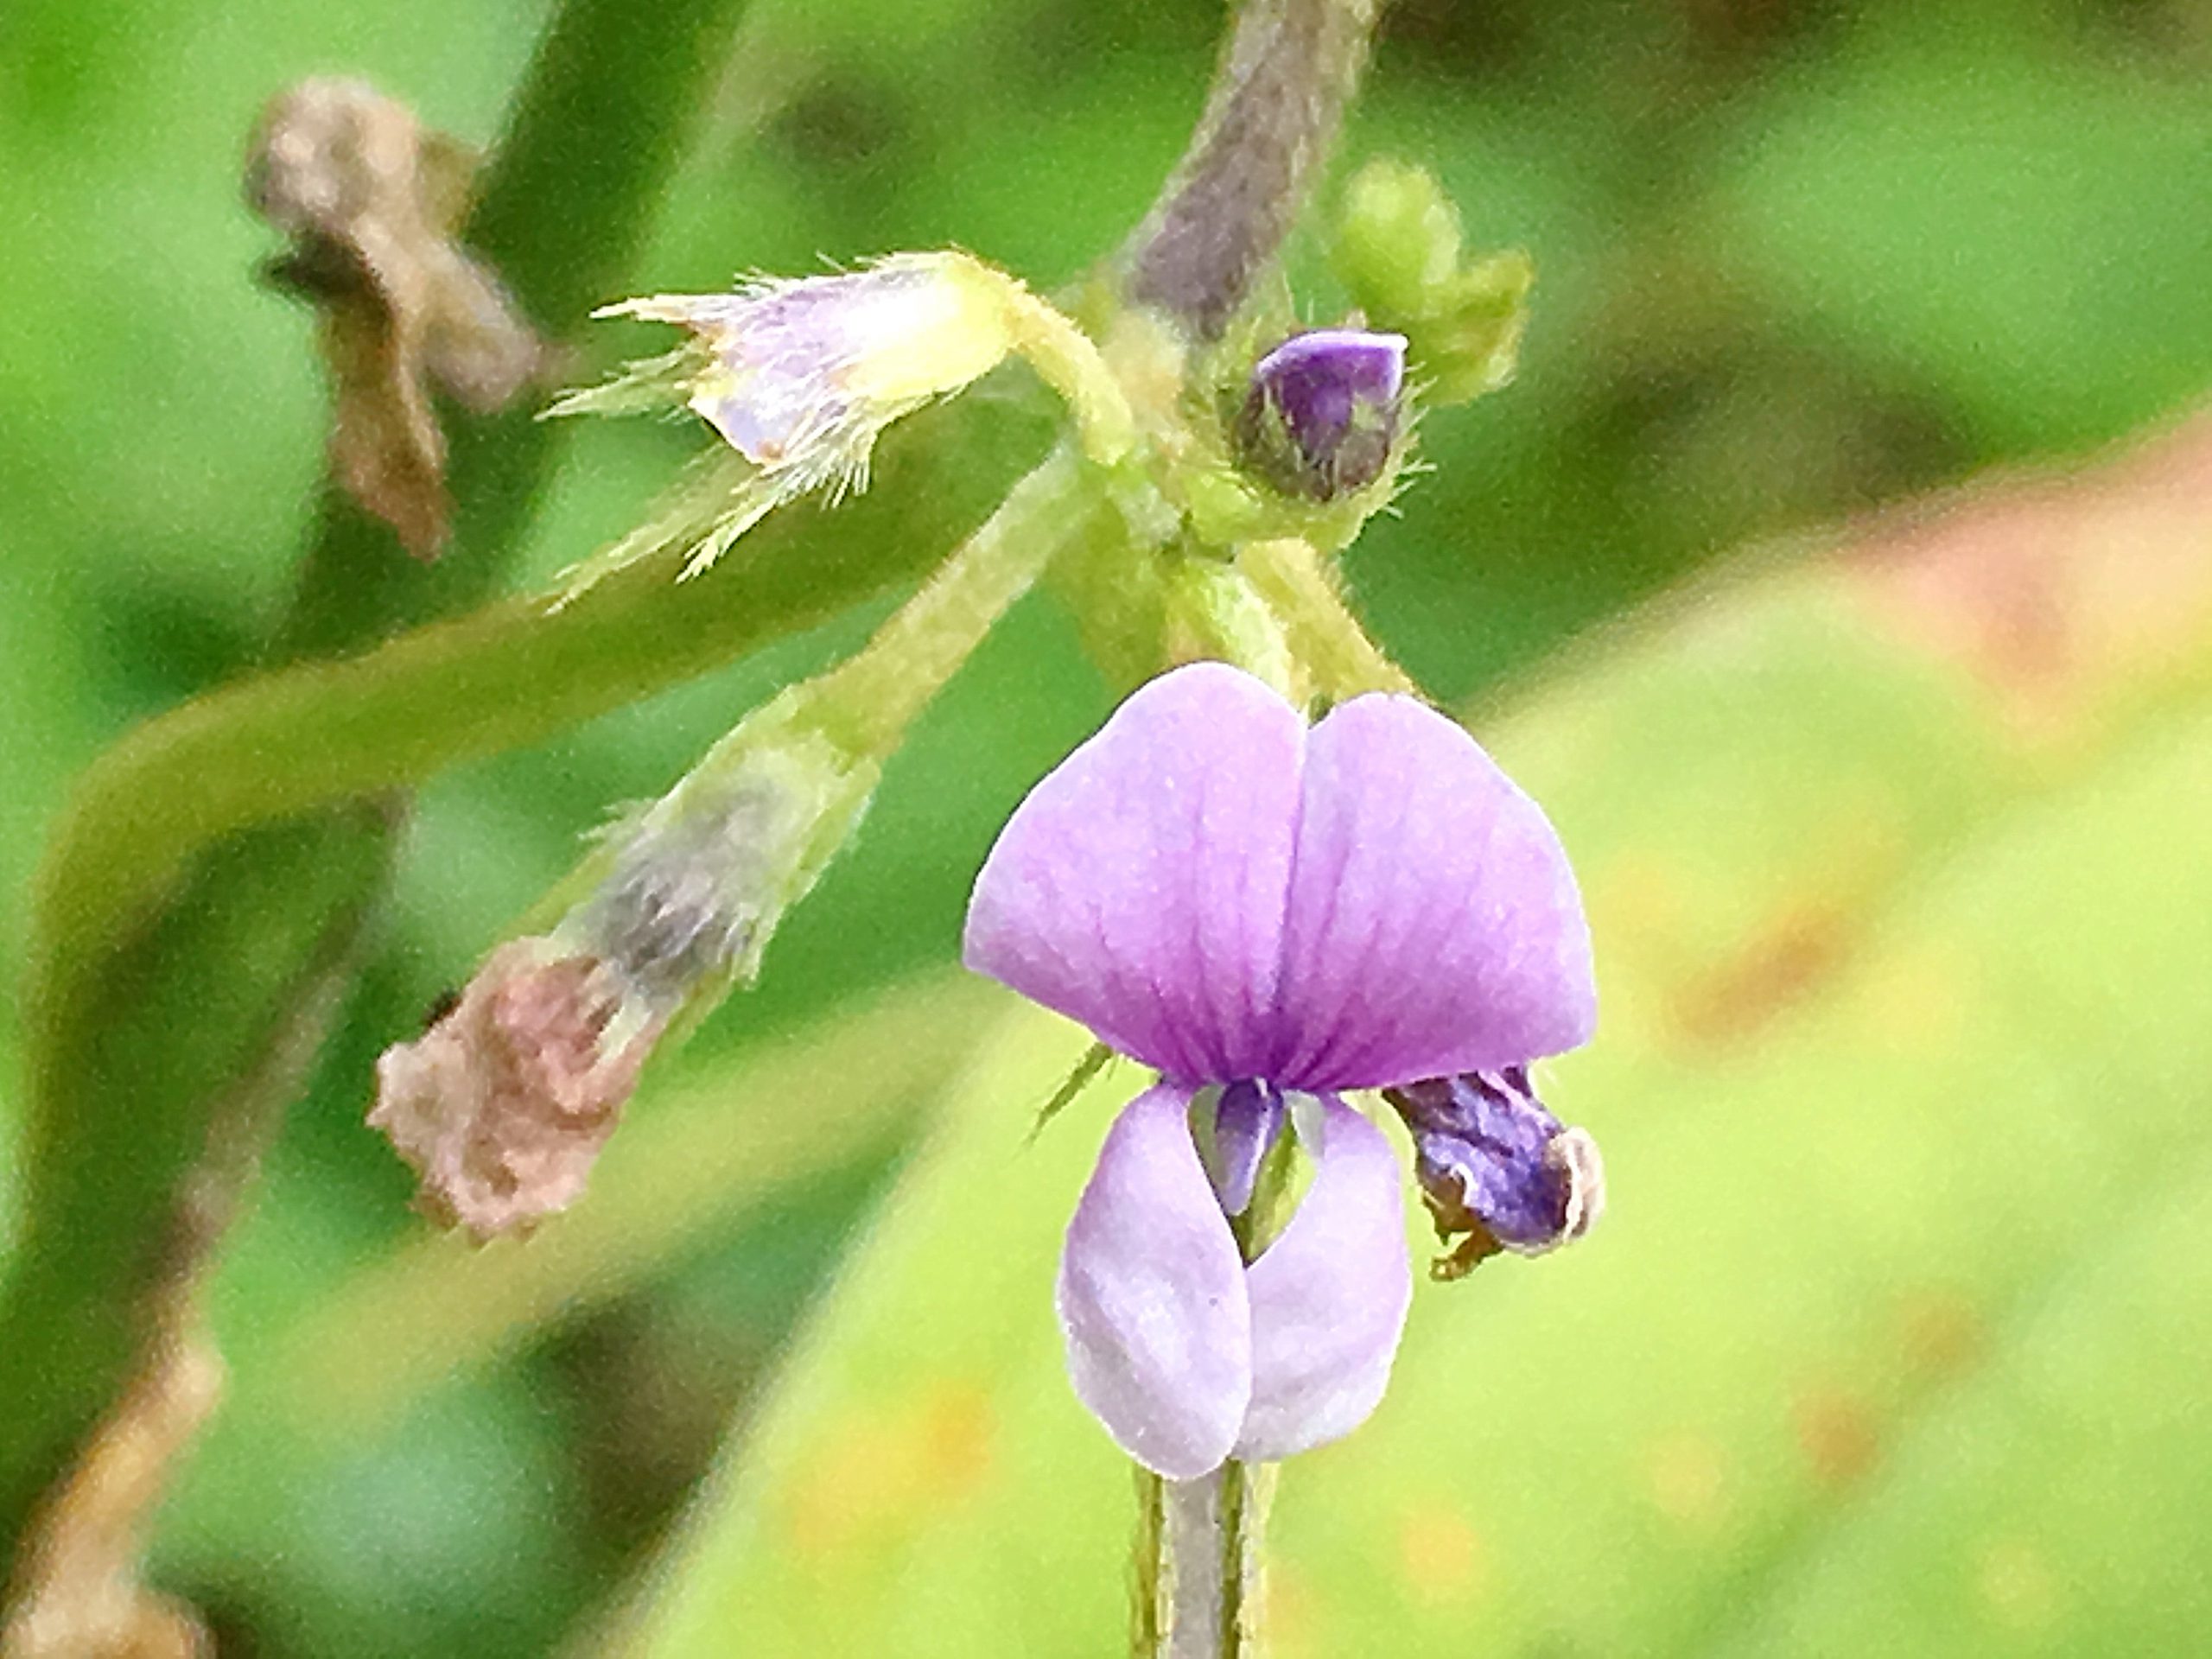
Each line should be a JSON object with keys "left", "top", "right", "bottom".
{"left": 245, "top": 78, "right": 545, "bottom": 558}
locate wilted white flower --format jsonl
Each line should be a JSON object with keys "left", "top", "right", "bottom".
{"left": 554, "top": 251, "right": 1112, "bottom": 594}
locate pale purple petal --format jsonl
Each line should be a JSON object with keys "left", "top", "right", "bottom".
{"left": 1058, "top": 1085, "right": 1254, "bottom": 1478}
{"left": 964, "top": 663, "right": 1305, "bottom": 1081}
{"left": 1271, "top": 695, "right": 1595, "bottom": 1090}
{"left": 1235, "top": 1096, "right": 1410, "bottom": 1462}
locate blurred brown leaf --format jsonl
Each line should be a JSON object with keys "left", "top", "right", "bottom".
{"left": 1843, "top": 412, "right": 2212, "bottom": 739}
{"left": 245, "top": 77, "right": 545, "bottom": 558}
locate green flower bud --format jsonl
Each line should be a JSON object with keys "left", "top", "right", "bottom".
{"left": 1334, "top": 158, "right": 1466, "bottom": 321}
{"left": 1332, "top": 159, "right": 1535, "bottom": 410}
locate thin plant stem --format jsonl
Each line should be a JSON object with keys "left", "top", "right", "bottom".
{"left": 1236, "top": 536, "right": 1414, "bottom": 701}
{"left": 1137, "top": 1124, "right": 1300, "bottom": 1657}
{"left": 512, "top": 448, "right": 1100, "bottom": 1016}
{"left": 1135, "top": 1467, "right": 1166, "bottom": 1656}
{"left": 810, "top": 448, "right": 1095, "bottom": 758}
{"left": 1143, "top": 1441, "right": 1274, "bottom": 1656}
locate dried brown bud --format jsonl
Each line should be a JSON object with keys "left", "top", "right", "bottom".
{"left": 245, "top": 77, "right": 544, "bottom": 557}
{"left": 368, "top": 941, "right": 660, "bottom": 1237}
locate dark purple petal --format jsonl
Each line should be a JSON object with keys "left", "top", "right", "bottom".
{"left": 1057, "top": 1085, "right": 1253, "bottom": 1478}
{"left": 1252, "top": 329, "right": 1406, "bottom": 456}
{"left": 1203, "top": 1081, "right": 1284, "bottom": 1217}
{"left": 1270, "top": 693, "right": 1595, "bottom": 1090}
{"left": 964, "top": 663, "right": 1304, "bottom": 1082}
{"left": 1235, "top": 1096, "right": 1411, "bottom": 1462}
{"left": 1239, "top": 329, "right": 1408, "bottom": 500}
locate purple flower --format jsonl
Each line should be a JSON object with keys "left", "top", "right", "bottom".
{"left": 1236, "top": 328, "right": 1408, "bottom": 500}
{"left": 963, "top": 663, "right": 1595, "bottom": 1476}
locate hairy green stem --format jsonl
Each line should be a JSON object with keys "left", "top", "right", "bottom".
{"left": 1236, "top": 536, "right": 1411, "bottom": 702}
{"left": 1123, "top": 0, "right": 1380, "bottom": 337}
{"left": 501, "top": 446, "right": 1097, "bottom": 1042}
{"left": 812, "top": 449, "right": 1093, "bottom": 756}
{"left": 0, "top": 0, "right": 755, "bottom": 1552}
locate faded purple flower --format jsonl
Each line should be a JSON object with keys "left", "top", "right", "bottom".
{"left": 1385, "top": 1067, "right": 1605, "bottom": 1281}
{"left": 548, "top": 253, "right": 1029, "bottom": 589}
{"left": 963, "top": 662, "right": 1595, "bottom": 1477}
{"left": 1236, "top": 327, "right": 1407, "bottom": 500}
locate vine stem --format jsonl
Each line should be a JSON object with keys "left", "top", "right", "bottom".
{"left": 1236, "top": 536, "right": 1413, "bottom": 702}
{"left": 1124, "top": 0, "right": 1380, "bottom": 337}
{"left": 811, "top": 448, "right": 1095, "bottom": 758}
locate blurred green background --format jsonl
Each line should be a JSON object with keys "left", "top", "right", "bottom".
{"left": 6, "top": 0, "right": 2212, "bottom": 1652}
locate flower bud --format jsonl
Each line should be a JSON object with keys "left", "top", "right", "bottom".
{"left": 1332, "top": 159, "right": 1534, "bottom": 409}
{"left": 1383, "top": 1068, "right": 1605, "bottom": 1280}
{"left": 1414, "top": 251, "right": 1533, "bottom": 407}
{"left": 1233, "top": 327, "right": 1407, "bottom": 502}
{"left": 1333, "top": 158, "right": 1466, "bottom": 322}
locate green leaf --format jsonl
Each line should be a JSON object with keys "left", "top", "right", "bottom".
{"left": 613, "top": 429, "right": 2212, "bottom": 1655}
{"left": 1709, "top": 22, "right": 2212, "bottom": 454}
{"left": 0, "top": 0, "right": 772, "bottom": 1542}
{"left": 1698, "top": 1094, "right": 2212, "bottom": 1659}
